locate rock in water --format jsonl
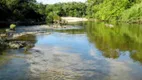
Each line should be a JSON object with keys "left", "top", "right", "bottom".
{"left": 9, "top": 42, "right": 20, "bottom": 49}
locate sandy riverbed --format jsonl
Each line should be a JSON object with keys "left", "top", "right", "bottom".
{"left": 61, "top": 17, "right": 88, "bottom": 23}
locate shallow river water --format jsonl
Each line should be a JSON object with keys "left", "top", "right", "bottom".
{"left": 0, "top": 22, "right": 142, "bottom": 80}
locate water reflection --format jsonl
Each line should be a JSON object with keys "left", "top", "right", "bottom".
{"left": 86, "top": 21, "right": 142, "bottom": 63}
{"left": 0, "top": 34, "right": 37, "bottom": 79}
{"left": 0, "top": 22, "right": 142, "bottom": 80}
{"left": 0, "top": 44, "right": 7, "bottom": 55}
{"left": 56, "top": 29, "right": 85, "bottom": 34}
{"left": 29, "top": 23, "right": 142, "bottom": 80}
{"left": 29, "top": 32, "right": 142, "bottom": 80}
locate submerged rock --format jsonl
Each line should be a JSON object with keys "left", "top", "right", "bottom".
{"left": 0, "top": 29, "right": 51, "bottom": 50}
{"left": 0, "top": 33, "right": 37, "bottom": 49}
{"left": 105, "top": 24, "right": 114, "bottom": 28}
{"left": 8, "top": 42, "right": 20, "bottom": 49}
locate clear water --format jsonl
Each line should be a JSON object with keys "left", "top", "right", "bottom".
{"left": 0, "top": 22, "right": 142, "bottom": 80}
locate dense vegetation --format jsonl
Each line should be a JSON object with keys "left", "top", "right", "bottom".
{"left": 0, "top": 0, "right": 142, "bottom": 25}
{"left": 0, "top": 1, "right": 86, "bottom": 25}
{"left": 45, "top": 2, "right": 87, "bottom": 23}
{"left": 0, "top": 0, "right": 45, "bottom": 25}
{"left": 87, "top": 0, "right": 142, "bottom": 23}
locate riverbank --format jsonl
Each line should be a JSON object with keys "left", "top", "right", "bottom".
{"left": 61, "top": 17, "right": 142, "bottom": 24}
{"left": 61, "top": 17, "right": 88, "bottom": 23}
{"left": 0, "top": 21, "right": 46, "bottom": 28}
{"left": 0, "top": 24, "right": 82, "bottom": 49}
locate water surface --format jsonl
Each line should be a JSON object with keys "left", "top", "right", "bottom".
{"left": 0, "top": 22, "right": 142, "bottom": 80}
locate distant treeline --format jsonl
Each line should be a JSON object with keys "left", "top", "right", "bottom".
{"left": 45, "top": 2, "right": 87, "bottom": 23}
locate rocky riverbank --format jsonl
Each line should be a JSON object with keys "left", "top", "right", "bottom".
{"left": 0, "top": 31, "right": 50, "bottom": 49}
{"left": 0, "top": 24, "right": 82, "bottom": 49}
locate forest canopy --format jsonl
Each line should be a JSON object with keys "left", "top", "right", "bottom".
{"left": 0, "top": 0, "right": 45, "bottom": 23}
{"left": 0, "top": 0, "right": 141, "bottom": 25}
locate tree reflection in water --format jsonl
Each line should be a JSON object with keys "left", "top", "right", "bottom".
{"left": 86, "top": 21, "right": 142, "bottom": 63}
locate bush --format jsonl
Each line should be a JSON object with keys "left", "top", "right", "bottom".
{"left": 10, "top": 24, "right": 16, "bottom": 30}
{"left": 46, "top": 12, "right": 61, "bottom": 23}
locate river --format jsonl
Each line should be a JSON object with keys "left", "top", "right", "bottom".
{"left": 0, "top": 21, "right": 142, "bottom": 80}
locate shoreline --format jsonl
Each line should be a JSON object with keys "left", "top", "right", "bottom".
{"left": 0, "top": 21, "right": 46, "bottom": 28}
{"left": 61, "top": 17, "right": 88, "bottom": 23}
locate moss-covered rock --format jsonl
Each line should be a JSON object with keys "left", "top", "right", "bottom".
{"left": 10, "top": 24, "right": 16, "bottom": 30}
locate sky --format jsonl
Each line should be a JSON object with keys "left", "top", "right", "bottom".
{"left": 36, "top": 0, "right": 86, "bottom": 4}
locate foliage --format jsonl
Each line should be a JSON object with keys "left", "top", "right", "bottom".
{"left": 0, "top": 0, "right": 141, "bottom": 24}
{"left": 46, "top": 12, "right": 61, "bottom": 23}
{"left": 120, "top": 2, "right": 142, "bottom": 23}
{"left": 10, "top": 24, "right": 16, "bottom": 29}
{"left": 50, "top": 2, "right": 87, "bottom": 17}
{"left": 45, "top": 2, "right": 87, "bottom": 23}
{"left": 0, "top": 1, "right": 87, "bottom": 24}
{"left": 87, "top": 0, "right": 142, "bottom": 22}
{"left": 0, "top": 0, "right": 45, "bottom": 24}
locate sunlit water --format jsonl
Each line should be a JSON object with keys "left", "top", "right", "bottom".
{"left": 0, "top": 22, "right": 142, "bottom": 80}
